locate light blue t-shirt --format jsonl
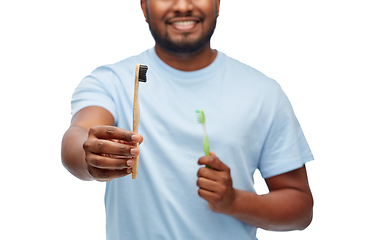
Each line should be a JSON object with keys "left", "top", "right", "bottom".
{"left": 71, "top": 48, "right": 313, "bottom": 239}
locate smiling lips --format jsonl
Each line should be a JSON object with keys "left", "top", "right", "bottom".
{"left": 168, "top": 17, "right": 201, "bottom": 31}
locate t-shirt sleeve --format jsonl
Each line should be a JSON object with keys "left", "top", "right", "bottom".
{"left": 71, "top": 67, "right": 118, "bottom": 122}
{"left": 258, "top": 87, "right": 314, "bottom": 179}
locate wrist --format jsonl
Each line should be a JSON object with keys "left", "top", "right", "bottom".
{"left": 226, "top": 189, "right": 257, "bottom": 217}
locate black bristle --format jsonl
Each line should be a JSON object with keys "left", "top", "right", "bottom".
{"left": 139, "top": 65, "right": 148, "bottom": 82}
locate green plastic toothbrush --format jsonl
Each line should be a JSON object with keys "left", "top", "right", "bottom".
{"left": 196, "top": 109, "right": 211, "bottom": 168}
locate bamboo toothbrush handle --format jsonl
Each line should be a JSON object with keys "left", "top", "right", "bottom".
{"left": 132, "top": 64, "right": 141, "bottom": 179}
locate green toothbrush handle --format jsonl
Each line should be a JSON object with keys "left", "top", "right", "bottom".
{"left": 203, "top": 136, "right": 210, "bottom": 156}
{"left": 203, "top": 136, "right": 211, "bottom": 168}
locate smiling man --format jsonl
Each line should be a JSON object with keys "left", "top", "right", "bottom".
{"left": 145, "top": 0, "right": 218, "bottom": 56}
{"left": 62, "top": 0, "right": 314, "bottom": 239}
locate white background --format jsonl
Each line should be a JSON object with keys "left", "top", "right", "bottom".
{"left": 1, "top": 0, "right": 366, "bottom": 239}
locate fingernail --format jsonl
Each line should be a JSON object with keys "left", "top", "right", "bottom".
{"left": 127, "top": 159, "right": 134, "bottom": 167}
{"left": 130, "top": 148, "right": 138, "bottom": 156}
{"left": 126, "top": 168, "right": 132, "bottom": 174}
{"left": 131, "top": 135, "right": 139, "bottom": 142}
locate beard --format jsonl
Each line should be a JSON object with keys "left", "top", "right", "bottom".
{"left": 147, "top": 16, "right": 217, "bottom": 54}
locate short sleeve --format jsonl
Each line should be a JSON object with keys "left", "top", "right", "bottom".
{"left": 258, "top": 87, "right": 314, "bottom": 179}
{"left": 71, "top": 67, "right": 118, "bottom": 121}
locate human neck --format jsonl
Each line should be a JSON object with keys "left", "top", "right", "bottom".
{"left": 154, "top": 44, "right": 217, "bottom": 72}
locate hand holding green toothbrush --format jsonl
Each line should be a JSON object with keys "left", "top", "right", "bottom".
{"left": 195, "top": 110, "right": 236, "bottom": 214}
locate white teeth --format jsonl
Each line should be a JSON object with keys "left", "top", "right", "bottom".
{"left": 173, "top": 21, "right": 196, "bottom": 26}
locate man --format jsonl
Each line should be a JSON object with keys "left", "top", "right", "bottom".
{"left": 62, "top": 0, "right": 314, "bottom": 239}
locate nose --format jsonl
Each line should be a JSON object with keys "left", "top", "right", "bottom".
{"left": 172, "top": 0, "right": 194, "bottom": 13}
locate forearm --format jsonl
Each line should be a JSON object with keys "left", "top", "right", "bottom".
{"left": 61, "top": 126, "right": 94, "bottom": 181}
{"left": 229, "top": 188, "right": 313, "bottom": 231}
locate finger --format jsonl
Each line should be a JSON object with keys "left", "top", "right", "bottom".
{"left": 89, "top": 126, "right": 143, "bottom": 144}
{"left": 197, "top": 166, "right": 222, "bottom": 181}
{"left": 101, "top": 153, "right": 132, "bottom": 159}
{"left": 110, "top": 139, "right": 135, "bottom": 146}
{"left": 88, "top": 166, "right": 131, "bottom": 181}
{"left": 197, "top": 177, "right": 222, "bottom": 192}
{"left": 198, "top": 188, "right": 221, "bottom": 203}
{"left": 198, "top": 152, "right": 229, "bottom": 171}
{"left": 86, "top": 154, "right": 134, "bottom": 170}
{"left": 86, "top": 139, "right": 139, "bottom": 157}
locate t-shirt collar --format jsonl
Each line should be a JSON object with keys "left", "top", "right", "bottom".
{"left": 148, "top": 47, "right": 224, "bottom": 82}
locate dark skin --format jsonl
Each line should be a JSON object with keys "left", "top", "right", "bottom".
{"left": 62, "top": 0, "right": 313, "bottom": 232}
{"left": 61, "top": 106, "right": 143, "bottom": 182}
{"left": 197, "top": 152, "right": 313, "bottom": 231}
{"left": 141, "top": 0, "right": 219, "bottom": 71}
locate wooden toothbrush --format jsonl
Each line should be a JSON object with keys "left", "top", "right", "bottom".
{"left": 132, "top": 63, "right": 148, "bottom": 179}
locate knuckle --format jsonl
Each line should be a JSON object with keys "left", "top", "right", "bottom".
{"left": 92, "top": 157, "right": 102, "bottom": 167}
{"left": 121, "top": 131, "right": 132, "bottom": 141}
{"left": 115, "top": 159, "right": 124, "bottom": 169}
{"left": 97, "top": 140, "right": 106, "bottom": 151}
{"left": 208, "top": 156, "right": 216, "bottom": 165}
{"left": 106, "top": 127, "right": 114, "bottom": 136}
{"left": 119, "top": 145, "right": 129, "bottom": 155}
{"left": 83, "top": 140, "right": 91, "bottom": 150}
{"left": 88, "top": 126, "right": 96, "bottom": 135}
{"left": 221, "top": 174, "right": 230, "bottom": 183}
{"left": 197, "top": 167, "right": 205, "bottom": 176}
